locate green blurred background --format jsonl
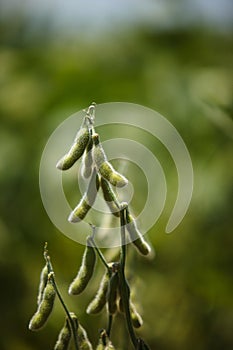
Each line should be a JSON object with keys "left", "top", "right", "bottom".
{"left": 0, "top": 1, "right": 232, "bottom": 349}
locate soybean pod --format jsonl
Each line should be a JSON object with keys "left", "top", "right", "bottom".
{"left": 96, "top": 341, "right": 115, "bottom": 350}
{"left": 77, "top": 323, "right": 93, "bottom": 350}
{"left": 92, "top": 133, "right": 128, "bottom": 188}
{"left": 54, "top": 318, "right": 72, "bottom": 350}
{"left": 86, "top": 269, "right": 112, "bottom": 314}
{"left": 37, "top": 264, "right": 48, "bottom": 306}
{"left": 69, "top": 313, "right": 93, "bottom": 350}
{"left": 68, "top": 169, "right": 100, "bottom": 223}
{"left": 69, "top": 237, "right": 96, "bottom": 295}
{"left": 29, "top": 276, "right": 56, "bottom": 331}
{"left": 56, "top": 122, "right": 90, "bottom": 170}
{"left": 125, "top": 208, "right": 151, "bottom": 256}
{"left": 100, "top": 177, "right": 120, "bottom": 217}
{"left": 81, "top": 136, "right": 94, "bottom": 178}
{"left": 96, "top": 330, "right": 116, "bottom": 350}
{"left": 130, "top": 302, "right": 143, "bottom": 328}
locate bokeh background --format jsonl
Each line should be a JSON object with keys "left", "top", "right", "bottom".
{"left": 0, "top": 1, "right": 232, "bottom": 349}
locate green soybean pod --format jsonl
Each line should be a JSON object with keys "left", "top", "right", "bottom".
{"left": 100, "top": 177, "right": 120, "bottom": 217}
{"left": 92, "top": 133, "right": 128, "bottom": 188}
{"left": 56, "top": 124, "right": 90, "bottom": 170}
{"left": 130, "top": 302, "right": 143, "bottom": 328}
{"left": 77, "top": 323, "right": 93, "bottom": 350}
{"left": 99, "top": 162, "right": 128, "bottom": 188}
{"left": 68, "top": 237, "right": 96, "bottom": 295}
{"left": 96, "top": 343, "right": 115, "bottom": 350}
{"left": 85, "top": 169, "right": 100, "bottom": 208}
{"left": 86, "top": 269, "right": 111, "bottom": 314}
{"left": 81, "top": 136, "right": 94, "bottom": 178}
{"left": 96, "top": 331, "right": 116, "bottom": 350}
{"left": 107, "top": 272, "right": 119, "bottom": 315}
{"left": 54, "top": 318, "right": 72, "bottom": 350}
{"left": 96, "top": 345, "right": 105, "bottom": 350}
{"left": 37, "top": 264, "right": 48, "bottom": 306}
{"left": 92, "top": 133, "right": 107, "bottom": 166}
{"left": 68, "top": 169, "right": 100, "bottom": 223}
{"left": 125, "top": 208, "right": 151, "bottom": 256}
{"left": 68, "top": 198, "right": 91, "bottom": 223}
{"left": 29, "top": 278, "right": 56, "bottom": 331}
{"left": 69, "top": 313, "right": 93, "bottom": 350}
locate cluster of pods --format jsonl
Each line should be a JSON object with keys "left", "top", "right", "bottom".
{"left": 29, "top": 103, "right": 152, "bottom": 350}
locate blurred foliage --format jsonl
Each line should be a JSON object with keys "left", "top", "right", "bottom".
{"left": 0, "top": 7, "right": 233, "bottom": 350}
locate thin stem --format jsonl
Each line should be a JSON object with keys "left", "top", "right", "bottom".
{"left": 120, "top": 210, "right": 126, "bottom": 268}
{"left": 44, "top": 244, "right": 79, "bottom": 350}
{"left": 119, "top": 209, "right": 138, "bottom": 349}
{"left": 52, "top": 276, "right": 80, "bottom": 350}
{"left": 89, "top": 226, "right": 111, "bottom": 272}
{"left": 92, "top": 238, "right": 110, "bottom": 271}
{"left": 106, "top": 314, "right": 113, "bottom": 337}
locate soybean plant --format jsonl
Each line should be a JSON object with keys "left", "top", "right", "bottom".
{"left": 29, "top": 103, "right": 152, "bottom": 350}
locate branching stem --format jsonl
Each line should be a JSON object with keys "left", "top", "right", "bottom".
{"left": 119, "top": 209, "right": 138, "bottom": 349}
{"left": 44, "top": 243, "right": 79, "bottom": 350}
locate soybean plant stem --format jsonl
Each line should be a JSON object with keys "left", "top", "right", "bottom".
{"left": 107, "top": 314, "right": 113, "bottom": 337}
{"left": 89, "top": 234, "right": 110, "bottom": 272}
{"left": 44, "top": 244, "right": 79, "bottom": 350}
{"left": 119, "top": 209, "right": 138, "bottom": 349}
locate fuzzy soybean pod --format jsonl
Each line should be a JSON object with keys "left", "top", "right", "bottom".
{"left": 69, "top": 237, "right": 96, "bottom": 295}
{"left": 81, "top": 136, "right": 94, "bottom": 178}
{"left": 69, "top": 313, "right": 93, "bottom": 350}
{"left": 96, "top": 331, "right": 116, "bottom": 350}
{"left": 54, "top": 318, "right": 72, "bottom": 350}
{"left": 92, "top": 133, "right": 128, "bottom": 188}
{"left": 68, "top": 169, "right": 100, "bottom": 223}
{"left": 69, "top": 198, "right": 91, "bottom": 223}
{"left": 96, "top": 342, "right": 115, "bottom": 350}
{"left": 56, "top": 123, "right": 90, "bottom": 170}
{"left": 100, "top": 177, "right": 120, "bottom": 217}
{"left": 86, "top": 269, "right": 112, "bottom": 314}
{"left": 118, "top": 297, "right": 142, "bottom": 328}
{"left": 125, "top": 208, "right": 151, "bottom": 256}
{"left": 107, "top": 272, "right": 119, "bottom": 315}
{"left": 37, "top": 264, "right": 48, "bottom": 306}
{"left": 130, "top": 302, "right": 143, "bottom": 328}
{"left": 77, "top": 324, "right": 93, "bottom": 350}
{"left": 96, "top": 345, "right": 104, "bottom": 350}
{"left": 29, "top": 276, "right": 56, "bottom": 331}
